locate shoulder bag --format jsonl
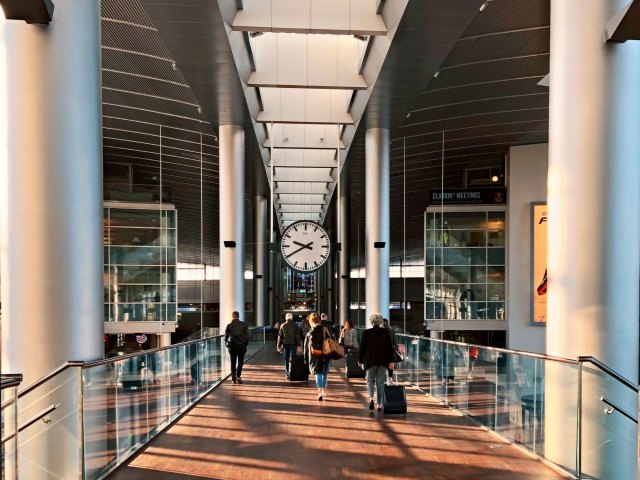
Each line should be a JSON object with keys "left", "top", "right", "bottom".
{"left": 322, "top": 327, "right": 344, "bottom": 360}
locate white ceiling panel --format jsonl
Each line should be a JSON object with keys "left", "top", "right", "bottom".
{"left": 249, "top": 33, "right": 366, "bottom": 89}
{"left": 275, "top": 182, "right": 330, "bottom": 194}
{"left": 273, "top": 168, "right": 333, "bottom": 182}
{"left": 276, "top": 193, "right": 326, "bottom": 204}
{"left": 264, "top": 124, "right": 345, "bottom": 149}
{"left": 233, "top": 0, "right": 387, "bottom": 35}
{"left": 270, "top": 149, "right": 338, "bottom": 167}
{"left": 258, "top": 88, "right": 353, "bottom": 124}
{"left": 278, "top": 204, "right": 324, "bottom": 213}
{"left": 280, "top": 212, "right": 321, "bottom": 221}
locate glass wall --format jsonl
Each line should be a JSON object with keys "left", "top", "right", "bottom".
{"left": 424, "top": 208, "right": 506, "bottom": 323}
{"left": 104, "top": 204, "right": 178, "bottom": 323}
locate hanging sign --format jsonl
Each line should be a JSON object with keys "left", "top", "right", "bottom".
{"left": 136, "top": 334, "right": 148, "bottom": 344}
{"left": 429, "top": 188, "right": 507, "bottom": 205}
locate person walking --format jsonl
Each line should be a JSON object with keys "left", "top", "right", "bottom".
{"left": 225, "top": 311, "right": 249, "bottom": 384}
{"left": 304, "top": 312, "right": 331, "bottom": 401}
{"left": 339, "top": 319, "right": 358, "bottom": 354}
{"left": 277, "top": 312, "right": 301, "bottom": 379}
{"left": 320, "top": 312, "right": 334, "bottom": 337}
{"left": 359, "top": 313, "right": 394, "bottom": 411}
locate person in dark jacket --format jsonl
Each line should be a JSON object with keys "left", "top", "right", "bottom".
{"left": 277, "top": 312, "right": 301, "bottom": 378}
{"left": 225, "top": 311, "right": 249, "bottom": 384}
{"left": 304, "top": 312, "right": 331, "bottom": 401}
{"left": 359, "top": 313, "right": 394, "bottom": 411}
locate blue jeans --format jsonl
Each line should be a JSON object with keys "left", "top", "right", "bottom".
{"left": 367, "top": 366, "right": 387, "bottom": 405}
{"left": 283, "top": 345, "right": 296, "bottom": 374}
{"left": 315, "top": 361, "right": 330, "bottom": 388}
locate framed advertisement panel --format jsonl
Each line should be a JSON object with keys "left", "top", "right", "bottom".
{"left": 530, "top": 202, "right": 547, "bottom": 324}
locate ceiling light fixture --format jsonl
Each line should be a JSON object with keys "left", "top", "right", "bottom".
{"left": 491, "top": 175, "right": 500, "bottom": 183}
{"left": 479, "top": 0, "right": 493, "bottom": 12}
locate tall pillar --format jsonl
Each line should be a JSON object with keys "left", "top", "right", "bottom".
{"left": 338, "top": 184, "right": 350, "bottom": 326}
{"left": 219, "top": 125, "right": 245, "bottom": 333}
{"left": 365, "top": 128, "right": 390, "bottom": 323}
{"left": 253, "top": 195, "right": 268, "bottom": 326}
{"left": 268, "top": 250, "right": 276, "bottom": 326}
{"left": 546, "top": 1, "right": 639, "bottom": 478}
{"left": 0, "top": 0, "right": 103, "bottom": 385}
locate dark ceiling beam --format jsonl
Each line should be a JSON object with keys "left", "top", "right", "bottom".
{"left": 606, "top": 0, "right": 640, "bottom": 42}
{"left": 0, "top": 0, "right": 54, "bottom": 24}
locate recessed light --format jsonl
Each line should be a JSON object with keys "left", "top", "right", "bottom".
{"left": 491, "top": 175, "right": 499, "bottom": 183}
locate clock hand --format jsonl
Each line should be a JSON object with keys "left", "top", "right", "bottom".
{"left": 293, "top": 240, "right": 313, "bottom": 250}
{"left": 285, "top": 241, "right": 313, "bottom": 259}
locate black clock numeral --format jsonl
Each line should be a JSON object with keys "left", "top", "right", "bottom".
{"left": 294, "top": 261, "right": 298, "bottom": 268}
{"left": 305, "top": 262, "right": 308, "bottom": 270}
{"left": 322, "top": 245, "right": 329, "bottom": 249}
{"left": 293, "top": 226, "right": 298, "bottom": 232}
{"left": 314, "top": 261, "right": 318, "bottom": 268}
{"left": 283, "top": 245, "right": 290, "bottom": 248}
{"left": 304, "top": 224, "right": 307, "bottom": 231}
{"left": 314, "top": 225, "right": 318, "bottom": 232}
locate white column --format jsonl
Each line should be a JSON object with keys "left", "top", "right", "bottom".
{"left": 546, "top": 1, "right": 640, "bottom": 478}
{"left": 158, "top": 333, "right": 172, "bottom": 347}
{"left": 0, "top": 0, "right": 103, "bottom": 385}
{"left": 365, "top": 128, "right": 390, "bottom": 323}
{"left": 338, "top": 190, "right": 350, "bottom": 326}
{"left": 219, "top": 125, "right": 245, "bottom": 333}
{"left": 253, "top": 195, "right": 268, "bottom": 326}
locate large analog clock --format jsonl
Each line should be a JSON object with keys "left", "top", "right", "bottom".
{"left": 280, "top": 221, "right": 331, "bottom": 272}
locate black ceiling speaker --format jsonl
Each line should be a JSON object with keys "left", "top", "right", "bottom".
{"left": 0, "top": 0, "right": 55, "bottom": 24}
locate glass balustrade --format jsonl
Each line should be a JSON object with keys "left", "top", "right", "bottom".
{"left": 1, "top": 328, "right": 267, "bottom": 480}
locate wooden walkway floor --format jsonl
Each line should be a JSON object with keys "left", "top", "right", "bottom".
{"left": 109, "top": 346, "right": 564, "bottom": 480}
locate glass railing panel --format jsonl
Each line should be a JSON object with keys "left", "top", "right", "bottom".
{"left": 464, "top": 345, "right": 498, "bottom": 429}
{"left": 112, "top": 356, "right": 150, "bottom": 461}
{"left": 1, "top": 383, "right": 19, "bottom": 480}
{"left": 83, "top": 363, "right": 117, "bottom": 480}
{"left": 579, "top": 363, "right": 637, "bottom": 479}
{"left": 144, "top": 351, "right": 172, "bottom": 443}
{"left": 494, "top": 352, "right": 541, "bottom": 450}
{"left": 16, "top": 366, "right": 83, "bottom": 479}
{"left": 542, "top": 360, "right": 578, "bottom": 476}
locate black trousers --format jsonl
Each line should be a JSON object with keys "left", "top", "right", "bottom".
{"left": 229, "top": 347, "right": 246, "bottom": 380}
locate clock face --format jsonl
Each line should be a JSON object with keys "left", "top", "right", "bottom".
{"left": 280, "top": 221, "right": 331, "bottom": 272}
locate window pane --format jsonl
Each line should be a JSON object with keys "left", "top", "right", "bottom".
{"left": 107, "top": 227, "right": 176, "bottom": 247}
{"left": 487, "top": 248, "right": 505, "bottom": 265}
{"left": 104, "top": 285, "right": 177, "bottom": 303}
{"left": 438, "top": 212, "right": 487, "bottom": 229}
{"left": 108, "top": 209, "right": 163, "bottom": 228}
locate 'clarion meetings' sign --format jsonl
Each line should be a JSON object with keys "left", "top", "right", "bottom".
{"left": 428, "top": 188, "right": 507, "bottom": 205}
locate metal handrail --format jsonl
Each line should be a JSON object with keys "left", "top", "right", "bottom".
{"left": 1, "top": 404, "right": 61, "bottom": 444}
{"left": 394, "top": 333, "right": 579, "bottom": 365}
{"left": 1, "top": 362, "right": 83, "bottom": 410}
{"left": 600, "top": 396, "right": 638, "bottom": 424}
{"left": 84, "top": 333, "right": 226, "bottom": 367}
{"left": 0, "top": 374, "right": 22, "bottom": 390}
{"left": 578, "top": 356, "right": 638, "bottom": 392}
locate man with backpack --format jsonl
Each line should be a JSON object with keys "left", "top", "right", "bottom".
{"left": 225, "top": 311, "right": 249, "bottom": 384}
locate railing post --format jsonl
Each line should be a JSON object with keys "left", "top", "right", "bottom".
{"left": 78, "top": 366, "right": 85, "bottom": 480}
{"left": 576, "top": 361, "right": 583, "bottom": 478}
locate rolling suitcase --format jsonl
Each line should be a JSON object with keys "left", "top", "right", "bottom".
{"left": 289, "top": 354, "right": 309, "bottom": 382}
{"left": 345, "top": 351, "right": 365, "bottom": 378}
{"left": 383, "top": 385, "right": 407, "bottom": 415}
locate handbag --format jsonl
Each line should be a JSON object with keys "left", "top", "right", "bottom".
{"left": 322, "top": 328, "right": 344, "bottom": 360}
